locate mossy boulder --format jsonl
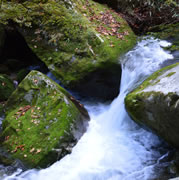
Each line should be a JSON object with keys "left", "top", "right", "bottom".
{"left": 125, "top": 63, "right": 179, "bottom": 148}
{"left": 0, "top": 70, "right": 89, "bottom": 168}
{"left": 0, "top": 0, "right": 136, "bottom": 100}
{"left": 149, "top": 23, "right": 179, "bottom": 52}
{"left": 0, "top": 74, "right": 15, "bottom": 101}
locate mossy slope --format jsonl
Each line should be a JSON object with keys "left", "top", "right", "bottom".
{"left": 125, "top": 63, "right": 179, "bottom": 148}
{"left": 1, "top": 70, "right": 89, "bottom": 168}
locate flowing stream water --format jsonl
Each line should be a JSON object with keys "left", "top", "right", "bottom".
{"left": 3, "top": 37, "right": 175, "bottom": 180}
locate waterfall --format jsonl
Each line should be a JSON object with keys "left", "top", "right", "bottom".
{"left": 3, "top": 37, "right": 174, "bottom": 180}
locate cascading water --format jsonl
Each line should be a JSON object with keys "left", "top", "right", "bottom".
{"left": 3, "top": 37, "right": 174, "bottom": 180}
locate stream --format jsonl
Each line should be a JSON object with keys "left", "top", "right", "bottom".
{"left": 2, "top": 37, "right": 176, "bottom": 180}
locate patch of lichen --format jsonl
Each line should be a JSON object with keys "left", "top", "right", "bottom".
{"left": 0, "top": 0, "right": 136, "bottom": 87}
{"left": 1, "top": 70, "right": 84, "bottom": 168}
{"left": 0, "top": 74, "right": 15, "bottom": 101}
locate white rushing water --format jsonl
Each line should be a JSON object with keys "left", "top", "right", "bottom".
{"left": 4, "top": 37, "right": 174, "bottom": 180}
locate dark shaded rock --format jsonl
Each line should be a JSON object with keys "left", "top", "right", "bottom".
{"left": 0, "top": 26, "right": 48, "bottom": 74}
{"left": 0, "top": 64, "right": 9, "bottom": 75}
{"left": 16, "top": 68, "right": 29, "bottom": 83}
{"left": 0, "top": 25, "right": 6, "bottom": 57}
{"left": 72, "top": 63, "right": 121, "bottom": 100}
{"left": 93, "top": 0, "right": 119, "bottom": 10}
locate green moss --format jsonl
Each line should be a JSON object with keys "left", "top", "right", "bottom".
{"left": 1, "top": 70, "right": 88, "bottom": 168}
{"left": 148, "top": 23, "right": 179, "bottom": 51}
{"left": 148, "top": 23, "right": 179, "bottom": 39}
{"left": 0, "top": 74, "right": 15, "bottom": 101}
{"left": 0, "top": 0, "right": 136, "bottom": 88}
{"left": 166, "top": 71, "right": 176, "bottom": 77}
{"left": 125, "top": 89, "right": 179, "bottom": 148}
{"left": 130, "top": 63, "right": 179, "bottom": 95}
{"left": 125, "top": 91, "right": 164, "bottom": 123}
{"left": 125, "top": 92, "right": 145, "bottom": 123}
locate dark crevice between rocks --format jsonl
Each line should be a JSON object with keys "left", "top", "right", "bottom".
{"left": 0, "top": 25, "right": 48, "bottom": 77}
{"left": 93, "top": 0, "right": 119, "bottom": 11}
{"left": 70, "top": 64, "right": 121, "bottom": 102}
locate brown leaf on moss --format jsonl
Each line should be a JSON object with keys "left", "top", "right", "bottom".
{"left": 15, "top": 105, "right": 32, "bottom": 119}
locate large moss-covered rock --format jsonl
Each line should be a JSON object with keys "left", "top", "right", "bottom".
{"left": 0, "top": 74, "right": 15, "bottom": 101}
{"left": 0, "top": 0, "right": 136, "bottom": 99}
{"left": 0, "top": 70, "right": 89, "bottom": 168}
{"left": 125, "top": 63, "right": 179, "bottom": 148}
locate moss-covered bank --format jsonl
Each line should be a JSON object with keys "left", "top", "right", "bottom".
{"left": 148, "top": 23, "right": 179, "bottom": 51}
{"left": 0, "top": 70, "right": 89, "bottom": 168}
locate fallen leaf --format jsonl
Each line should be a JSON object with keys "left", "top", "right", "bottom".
{"left": 30, "top": 148, "right": 35, "bottom": 153}
{"left": 36, "top": 149, "right": 41, "bottom": 154}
